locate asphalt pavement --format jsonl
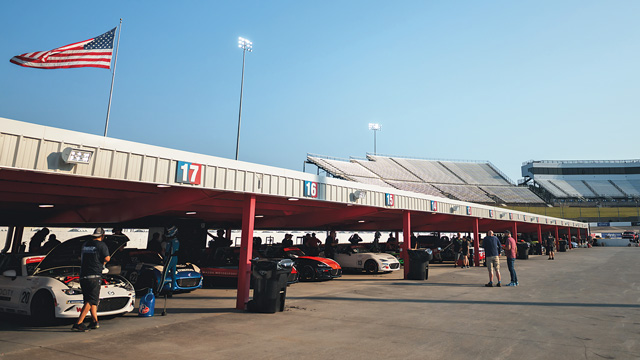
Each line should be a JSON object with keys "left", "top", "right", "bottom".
{"left": 1, "top": 246, "right": 639, "bottom": 360}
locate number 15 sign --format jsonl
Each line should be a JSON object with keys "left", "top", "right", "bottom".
{"left": 176, "top": 161, "right": 202, "bottom": 185}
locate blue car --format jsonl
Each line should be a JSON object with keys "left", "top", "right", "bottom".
{"left": 111, "top": 249, "right": 202, "bottom": 295}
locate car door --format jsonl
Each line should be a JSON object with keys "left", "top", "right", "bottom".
{"left": 0, "top": 256, "right": 31, "bottom": 315}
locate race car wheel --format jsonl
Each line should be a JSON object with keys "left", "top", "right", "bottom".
{"left": 31, "top": 290, "right": 55, "bottom": 325}
{"left": 300, "top": 265, "right": 316, "bottom": 281}
{"left": 364, "top": 260, "right": 378, "bottom": 274}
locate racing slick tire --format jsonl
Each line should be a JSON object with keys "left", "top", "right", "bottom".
{"left": 31, "top": 290, "right": 55, "bottom": 325}
{"left": 300, "top": 265, "right": 316, "bottom": 281}
{"left": 364, "top": 260, "right": 378, "bottom": 274}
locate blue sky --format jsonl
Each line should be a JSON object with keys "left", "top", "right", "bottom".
{"left": 1, "top": 1, "right": 639, "bottom": 182}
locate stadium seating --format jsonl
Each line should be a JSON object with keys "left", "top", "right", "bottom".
{"left": 480, "top": 186, "right": 546, "bottom": 204}
{"left": 611, "top": 180, "right": 640, "bottom": 197}
{"left": 307, "top": 155, "right": 544, "bottom": 205}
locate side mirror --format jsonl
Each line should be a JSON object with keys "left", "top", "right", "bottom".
{"left": 3, "top": 269, "right": 17, "bottom": 277}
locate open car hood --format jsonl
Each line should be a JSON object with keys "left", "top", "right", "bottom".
{"left": 33, "top": 235, "right": 129, "bottom": 275}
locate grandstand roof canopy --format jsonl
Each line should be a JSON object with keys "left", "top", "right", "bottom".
{"left": 0, "top": 117, "right": 586, "bottom": 233}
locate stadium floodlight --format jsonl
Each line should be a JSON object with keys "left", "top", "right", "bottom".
{"left": 368, "top": 123, "right": 381, "bottom": 154}
{"left": 235, "top": 37, "right": 253, "bottom": 161}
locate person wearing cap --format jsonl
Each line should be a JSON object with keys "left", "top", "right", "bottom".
{"left": 72, "top": 227, "right": 110, "bottom": 332}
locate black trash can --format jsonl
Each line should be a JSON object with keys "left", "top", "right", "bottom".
{"left": 535, "top": 242, "right": 543, "bottom": 256}
{"left": 247, "top": 258, "right": 293, "bottom": 313}
{"left": 558, "top": 240, "right": 568, "bottom": 252}
{"left": 407, "top": 249, "right": 433, "bottom": 280}
{"left": 516, "top": 242, "right": 530, "bottom": 260}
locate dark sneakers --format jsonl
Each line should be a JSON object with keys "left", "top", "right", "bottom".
{"left": 89, "top": 321, "right": 99, "bottom": 329}
{"left": 71, "top": 323, "right": 89, "bottom": 332}
{"left": 496, "top": 282, "right": 501, "bottom": 287}
{"left": 485, "top": 282, "right": 493, "bottom": 287}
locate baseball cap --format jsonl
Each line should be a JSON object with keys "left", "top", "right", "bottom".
{"left": 92, "top": 227, "right": 105, "bottom": 237}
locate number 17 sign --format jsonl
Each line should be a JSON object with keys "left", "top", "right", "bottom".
{"left": 176, "top": 161, "right": 202, "bottom": 185}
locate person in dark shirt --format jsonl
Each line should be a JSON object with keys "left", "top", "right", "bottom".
{"left": 29, "top": 227, "right": 49, "bottom": 253}
{"left": 40, "top": 233, "right": 61, "bottom": 254}
{"left": 453, "top": 233, "right": 462, "bottom": 268}
{"left": 72, "top": 227, "right": 110, "bottom": 332}
{"left": 324, "top": 230, "right": 337, "bottom": 259}
{"left": 482, "top": 230, "right": 502, "bottom": 287}
{"left": 546, "top": 232, "right": 555, "bottom": 260}
{"left": 147, "top": 232, "right": 163, "bottom": 254}
{"left": 461, "top": 236, "right": 470, "bottom": 268}
{"left": 208, "top": 229, "right": 232, "bottom": 249}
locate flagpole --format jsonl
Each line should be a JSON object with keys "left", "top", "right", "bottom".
{"left": 104, "top": 19, "right": 122, "bottom": 137}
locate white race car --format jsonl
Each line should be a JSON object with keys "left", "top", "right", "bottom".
{"left": 0, "top": 235, "right": 135, "bottom": 322}
{"left": 333, "top": 246, "right": 400, "bottom": 273}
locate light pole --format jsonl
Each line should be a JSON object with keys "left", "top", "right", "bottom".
{"left": 368, "top": 123, "right": 381, "bottom": 155}
{"left": 236, "top": 37, "right": 252, "bottom": 161}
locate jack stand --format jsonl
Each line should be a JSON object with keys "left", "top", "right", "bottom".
{"left": 161, "top": 294, "right": 168, "bottom": 316}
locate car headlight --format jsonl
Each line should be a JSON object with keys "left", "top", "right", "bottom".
{"left": 64, "top": 288, "right": 82, "bottom": 295}
{"left": 425, "top": 248, "right": 433, "bottom": 255}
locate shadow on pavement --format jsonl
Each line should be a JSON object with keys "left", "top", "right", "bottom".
{"left": 287, "top": 296, "right": 640, "bottom": 309}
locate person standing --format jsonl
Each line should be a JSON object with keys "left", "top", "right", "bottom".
{"left": 504, "top": 230, "right": 518, "bottom": 286}
{"left": 324, "top": 230, "right": 337, "bottom": 259}
{"left": 29, "top": 227, "right": 49, "bottom": 253}
{"left": 453, "top": 233, "right": 462, "bottom": 268}
{"left": 40, "top": 233, "right": 61, "bottom": 254}
{"left": 461, "top": 236, "right": 470, "bottom": 268}
{"left": 482, "top": 230, "right": 502, "bottom": 287}
{"left": 546, "top": 232, "right": 555, "bottom": 260}
{"left": 72, "top": 227, "right": 110, "bottom": 331}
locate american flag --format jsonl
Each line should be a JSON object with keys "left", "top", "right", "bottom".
{"left": 10, "top": 28, "right": 116, "bottom": 69}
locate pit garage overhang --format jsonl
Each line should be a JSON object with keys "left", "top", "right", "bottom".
{"left": 0, "top": 117, "right": 589, "bottom": 309}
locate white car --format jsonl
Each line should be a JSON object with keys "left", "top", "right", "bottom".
{"left": 0, "top": 235, "right": 135, "bottom": 322}
{"left": 333, "top": 246, "right": 400, "bottom": 273}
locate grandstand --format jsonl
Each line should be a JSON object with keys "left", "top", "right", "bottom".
{"left": 306, "top": 154, "right": 545, "bottom": 205}
{"left": 521, "top": 160, "right": 640, "bottom": 201}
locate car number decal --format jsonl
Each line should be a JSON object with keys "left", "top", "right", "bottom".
{"left": 20, "top": 291, "right": 31, "bottom": 304}
{"left": 129, "top": 271, "right": 138, "bottom": 284}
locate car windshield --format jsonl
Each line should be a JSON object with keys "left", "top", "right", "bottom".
{"left": 284, "top": 248, "right": 305, "bottom": 256}
{"left": 33, "top": 235, "right": 128, "bottom": 275}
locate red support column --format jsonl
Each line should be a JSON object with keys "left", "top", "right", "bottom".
{"left": 512, "top": 222, "right": 518, "bottom": 242}
{"left": 567, "top": 227, "right": 571, "bottom": 249}
{"left": 577, "top": 228, "right": 582, "bottom": 245}
{"left": 555, "top": 226, "right": 559, "bottom": 249}
{"left": 537, "top": 225, "right": 543, "bottom": 244}
{"left": 402, "top": 211, "right": 411, "bottom": 279}
{"left": 473, "top": 218, "right": 480, "bottom": 267}
{"left": 236, "top": 194, "right": 256, "bottom": 310}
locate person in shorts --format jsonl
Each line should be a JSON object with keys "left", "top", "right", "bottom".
{"left": 72, "top": 227, "right": 110, "bottom": 332}
{"left": 482, "top": 230, "right": 502, "bottom": 287}
{"left": 546, "top": 232, "right": 555, "bottom": 260}
{"left": 461, "top": 236, "right": 470, "bottom": 268}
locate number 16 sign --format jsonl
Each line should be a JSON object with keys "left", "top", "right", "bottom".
{"left": 176, "top": 161, "right": 202, "bottom": 185}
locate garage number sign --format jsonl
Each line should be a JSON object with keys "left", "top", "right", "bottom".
{"left": 176, "top": 161, "right": 202, "bottom": 185}
{"left": 466, "top": 206, "right": 472, "bottom": 215}
{"left": 431, "top": 201, "right": 438, "bottom": 212}
{"left": 304, "top": 181, "right": 318, "bottom": 198}
{"left": 385, "top": 193, "right": 395, "bottom": 206}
